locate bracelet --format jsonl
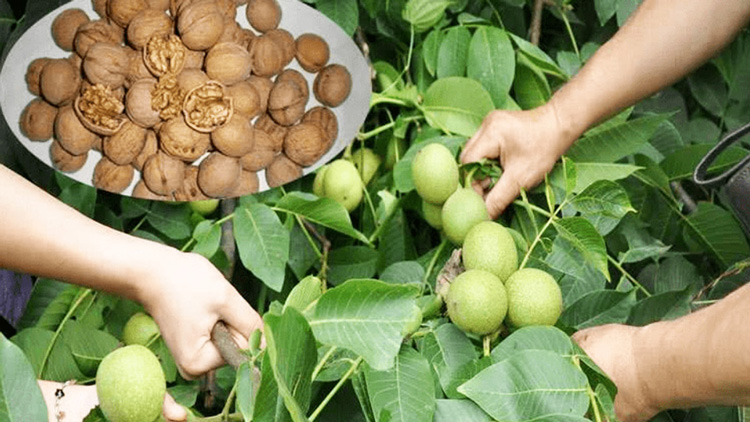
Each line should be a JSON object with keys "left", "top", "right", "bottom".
{"left": 54, "top": 380, "right": 76, "bottom": 422}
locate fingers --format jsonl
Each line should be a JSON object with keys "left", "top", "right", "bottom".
{"left": 163, "top": 393, "right": 188, "bottom": 422}
{"left": 461, "top": 127, "right": 499, "bottom": 165}
{"left": 221, "top": 288, "right": 264, "bottom": 343}
{"left": 484, "top": 173, "right": 522, "bottom": 219}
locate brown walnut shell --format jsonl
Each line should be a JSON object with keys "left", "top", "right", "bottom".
{"left": 250, "top": 35, "right": 285, "bottom": 77}
{"left": 74, "top": 84, "right": 128, "bottom": 136}
{"left": 211, "top": 114, "right": 254, "bottom": 157}
{"left": 268, "top": 80, "right": 306, "bottom": 126}
{"left": 20, "top": 99, "right": 58, "bottom": 142}
{"left": 229, "top": 170, "right": 259, "bottom": 197}
{"left": 265, "top": 154, "right": 301, "bottom": 188}
{"left": 295, "top": 33, "right": 329, "bottom": 73}
{"left": 265, "top": 29, "right": 295, "bottom": 67}
{"left": 93, "top": 0, "right": 108, "bottom": 18}
{"left": 132, "top": 129, "right": 158, "bottom": 171}
{"left": 83, "top": 43, "right": 130, "bottom": 88}
{"left": 215, "top": 0, "right": 237, "bottom": 20}
{"left": 159, "top": 116, "right": 210, "bottom": 161}
{"left": 197, "top": 152, "right": 241, "bottom": 198}
{"left": 276, "top": 69, "right": 309, "bottom": 101}
{"left": 51, "top": 140, "right": 88, "bottom": 173}
{"left": 240, "top": 129, "right": 276, "bottom": 171}
{"left": 173, "top": 165, "right": 209, "bottom": 201}
{"left": 103, "top": 120, "right": 147, "bottom": 165}
{"left": 108, "top": 0, "right": 149, "bottom": 28}
{"left": 226, "top": 81, "right": 261, "bottom": 119}
{"left": 143, "top": 34, "right": 187, "bottom": 77}
{"left": 313, "top": 64, "right": 352, "bottom": 107}
{"left": 182, "top": 80, "right": 233, "bottom": 133}
{"left": 75, "top": 20, "right": 123, "bottom": 57}
{"left": 93, "top": 157, "right": 135, "bottom": 193}
{"left": 283, "top": 122, "right": 329, "bottom": 166}
{"left": 26, "top": 58, "right": 51, "bottom": 96}
{"left": 127, "top": 9, "right": 173, "bottom": 50}
{"left": 254, "top": 113, "right": 286, "bottom": 152}
{"left": 133, "top": 179, "right": 171, "bottom": 200}
{"left": 247, "top": 76, "right": 273, "bottom": 113}
{"left": 126, "top": 79, "right": 161, "bottom": 128}
{"left": 52, "top": 9, "right": 90, "bottom": 52}
{"left": 205, "top": 42, "right": 252, "bottom": 85}
{"left": 147, "top": 0, "right": 171, "bottom": 11}
{"left": 302, "top": 106, "right": 338, "bottom": 144}
{"left": 176, "top": 68, "right": 209, "bottom": 92}
{"left": 177, "top": 0, "right": 224, "bottom": 51}
{"left": 125, "top": 47, "right": 153, "bottom": 88}
{"left": 183, "top": 48, "right": 205, "bottom": 69}
{"left": 143, "top": 151, "right": 186, "bottom": 195}
{"left": 245, "top": 0, "right": 281, "bottom": 33}
{"left": 55, "top": 105, "right": 99, "bottom": 155}
{"left": 40, "top": 59, "right": 81, "bottom": 106}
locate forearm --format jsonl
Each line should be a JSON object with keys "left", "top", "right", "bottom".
{"left": 634, "top": 282, "right": 750, "bottom": 410}
{"left": 547, "top": 0, "right": 750, "bottom": 142}
{"left": 0, "top": 165, "right": 175, "bottom": 303}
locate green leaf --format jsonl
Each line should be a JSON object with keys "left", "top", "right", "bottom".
{"left": 458, "top": 350, "right": 589, "bottom": 421}
{"left": 57, "top": 175, "right": 97, "bottom": 218}
{"left": 688, "top": 65, "right": 728, "bottom": 117}
{"left": 275, "top": 192, "right": 369, "bottom": 244}
{"left": 467, "top": 27, "right": 515, "bottom": 107}
{"left": 253, "top": 352, "right": 286, "bottom": 422}
{"left": 616, "top": 0, "right": 641, "bottom": 27}
{"left": 550, "top": 162, "right": 642, "bottom": 194}
{"left": 570, "top": 180, "right": 634, "bottom": 235}
{"left": 328, "top": 246, "right": 379, "bottom": 286}
{"left": 546, "top": 235, "right": 607, "bottom": 306}
{"left": 552, "top": 217, "right": 610, "bottom": 281}
{"left": 120, "top": 197, "right": 151, "bottom": 219}
{"left": 310, "top": 279, "right": 420, "bottom": 370}
{"left": 0, "top": 333, "right": 47, "bottom": 422}
{"left": 560, "top": 290, "right": 637, "bottom": 330}
{"left": 434, "top": 399, "right": 492, "bottom": 422}
{"left": 490, "top": 326, "right": 574, "bottom": 363}
{"left": 17, "top": 279, "right": 70, "bottom": 330}
{"left": 393, "top": 136, "right": 465, "bottom": 193}
{"left": 31, "top": 286, "right": 80, "bottom": 331}
{"left": 684, "top": 202, "right": 750, "bottom": 267}
{"left": 661, "top": 144, "right": 749, "bottom": 181}
{"left": 146, "top": 202, "right": 192, "bottom": 240}
{"left": 236, "top": 362, "right": 256, "bottom": 422}
{"left": 567, "top": 114, "right": 672, "bottom": 163}
{"left": 513, "top": 53, "right": 551, "bottom": 110}
{"left": 616, "top": 217, "right": 671, "bottom": 264}
{"left": 627, "top": 288, "right": 693, "bottom": 327}
{"left": 508, "top": 33, "right": 566, "bottom": 80}
{"left": 364, "top": 347, "right": 436, "bottom": 422}
{"left": 639, "top": 255, "right": 703, "bottom": 295}
{"left": 380, "top": 261, "right": 425, "bottom": 285}
{"left": 284, "top": 276, "right": 324, "bottom": 315}
{"left": 437, "top": 26, "right": 471, "bottom": 78}
{"left": 62, "top": 321, "right": 118, "bottom": 376}
{"left": 422, "top": 77, "right": 495, "bottom": 137}
{"left": 191, "top": 220, "right": 222, "bottom": 259}
{"left": 316, "top": 0, "right": 359, "bottom": 36}
{"left": 594, "top": 0, "right": 617, "bottom": 25}
{"left": 423, "top": 29, "right": 445, "bottom": 77}
{"left": 420, "top": 323, "right": 478, "bottom": 398}
{"left": 234, "top": 203, "right": 290, "bottom": 292}
{"left": 402, "top": 0, "right": 452, "bottom": 32}
{"left": 12, "top": 327, "right": 85, "bottom": 382}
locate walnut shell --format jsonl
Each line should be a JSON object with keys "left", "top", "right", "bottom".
{"left": 276, "top": 69, "right": 309, "bottom": 101}
{"left": 205, "top": 42, "right": 252, "bottom": 85}
{"left": 40, "top": 59, "right": 81, "bottom": 106}
{"left": 75, "top": 20, "right": 123, "bottom": 57}
{"left": 268, "top": 80, "right": 306, "bottom": 126}
{"left": 215, "top": 0, "right": 237, "bottom": 20}
{"left": 173, "top": 165, "right": 209, "bottom": 201}
{"left": 177, "top": 68, "right": 209, "bottom": 92}
{"left": 83, "top": 42, "right": 130, "bottom": 88}
{"left": 182, "top": 80, "right": 233, "bottom": 132}
{"left": 197, "top": 152, "right": 241, "bottom": 198}
{"left": 284, "top": 122, "right": 329, "bottom": 166}
{"left": 228, "top": 169, "right": 259, "bottom": 197}
{"left": 26, "top": 58, "right": 50, "bottom": 96}
{"left": 265, "top": 154, "right": 301, "bottom": 188}
{"left": 125, "top": 47, "right": 153, "bottom": 88}
{"left": 133, "top": 179, "right": 170, "bottom": 200}
{"left": 247, "top": 75, "right": 273, "bottom": 113}
{"left": 302, "top": 106, "right": 338, "bottom": 144}
{"left": 226, "top": 81, "right": 261, "bottom": 118}
{"left": 52, "top": 9, "right": 90, "bottom": 51}
{"left": 93, "top": 0, "right": 108, "bottom": 18}
{"left": 170, "top": 0, "right": 195, "bottom": 17}
{"left": 147, "top": 0, "right": 170, "bottom": 11}
{"left": 108, "top": 0, "right": 149, "bottom": 27}
{"left": 55, "top": 105, "right": 99, "bottom": 155}
{"left": 68, "top": 53, "right": 84, "bottom": 71}
{"left": 20, "top": 99, "right": 58, "bottom": 142}
{"left": 295, "top": 33, "right": 329, "bottom": 73}
{"left": 143, "top": 151, "right": 186, "bottom": 195}
{"left": 74, "top": 84, "right": 128, "bottom": 136}
{"left": 93, "top": 156, "right": 135, "bottom": 193}
{"left": 159, "top": 116, "right": 210, "bottom": 161}
{"left": 240, "top": 129, "right": 276, "bottom": 171}
{"left": 211, "top": 114, "right": 254, "bottom": 157}
{"left": 254, "top": 113, "right": 286, "bottom": 152}
{"left": 314, "top": 64, "right": 352, "bottom": 107}
{"left": 265, "top": 29, "right": 295, "bottom": 67}
{"left": 143, "top": 34, "right": 187, "bottom": 76}
{"left": 126, "top": 79, "right": 161, "bottom": 128}
{"left": 103, "top": 120, "right": 147, "bottom": 165}
{"left": 132, "top": 129, "right": 158, "bottom": 171}
{"left": 246, "top": 0, "right": 281, "bottom": 33}
{"left": 127, "top": 9, "right": 173, "bottom": 50}
{"left": 183, "top": 48, "right": 205, "bottom": 69}
{"left": 51, "top": 140, "right": 88, "bottom": 173}
{"left": 250, "top": 35, "right": 285, "bottom": 77}
{"left": 177, "top": 0, "right": 224, "bottom": 51}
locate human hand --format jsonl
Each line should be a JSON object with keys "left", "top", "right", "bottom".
{"left": 572, "top": 324, "right": 660, "bottom": 422}
{"left": 137, "top": 250, "right": 263, "bottom": 379}
{"left": 460, "top": 105, "right": 576, "bottom": 219}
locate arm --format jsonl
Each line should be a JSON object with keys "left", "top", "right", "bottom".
{"left": 461, "top": 0, "right": 750, "bottom": 218}
{"left": 0, "top": 164, "right": 262, "bottom": 379}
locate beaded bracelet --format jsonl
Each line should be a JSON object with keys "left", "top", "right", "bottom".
{"left": 54, "top": 380, "right": 76, "bottom": 422}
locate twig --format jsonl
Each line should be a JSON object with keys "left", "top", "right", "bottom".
{"left": 220, "top": 199, "right": 237, "bottom": 279}
{"left": 302, "top": 219, "right": 332, "bottom": 280}
{"left": 529, "top": 0, "right": 554, "bottom": 45}
{"left": 211, "top": 322, "right": 250, "bottom": 370}
{"left": 670, "top": 182, "right": 697, "bottom": 214}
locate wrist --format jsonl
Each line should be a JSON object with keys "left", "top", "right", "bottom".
{"left": 539, "top": 100, "right": 584, "bottom": 157}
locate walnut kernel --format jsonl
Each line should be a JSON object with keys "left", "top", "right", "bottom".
{"left": 182, "top": 80, "right": 233, "bottom": 132}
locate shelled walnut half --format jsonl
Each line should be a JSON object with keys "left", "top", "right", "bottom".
{"left": 74, "top": 84, "right": 128, "bottom": 136}
{"left": 182, "top": 80, "right": 233, "bottom": 133}
{"left": 143, "top": 34, "right": 187, "bottom": 77}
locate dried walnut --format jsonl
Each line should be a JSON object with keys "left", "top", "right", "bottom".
{"left": 240, "top": 129, "right": 277, "bottom": 171}
{"left": 75, "top": 84, "right": 128, "bottom": 136}
{"left": 176, "top": 68, "right": 209, "bottom": 92}
{"left": 265, "top": 154, "right": 301, "bottom": 188}
{"left": 51, "top": 140, "right": 88, "bottom": 173}
{"left": 205, "top": 42, "right": 252, "bottom": 85}
{"left": 143, "top": 151, "right": 186, "bottom": 195}
{"left": 159, "top": 116, "right": 210, "bottom": 162}
{"left": 246, "top": 0, "right": 281, "bottom": 33}
{"left": 103, "top": 120, "right": 147, "bottom": 165}
{"left": 211, "top": 114, "right": 254, "bottom": 157}
{"left": 173, "top": 165, "right": 209, "bottom": 201}
{"left": 126, "top": 79, "right": 161, "bottom": 128}
{"left": 26, "top": 58, "right": 50, "bottom": 96}
{"left": 198, "top": 152, "right": 241, "bottom": 198}
{"left": 93, "top": 157, "right": 135, "bottom": 193}
{"left": 20, "top": 99, "right": 57, "bottom": 142}
{"left": 108, "top": 0, "right": 149, "bottom": 28}
{"left": 295, "top": 33, "right": 329, "bottom": 73}
{"left": 283, "top": 122, "right": 329, "bottom": 167}
{"left": 229, "top": 170, "right": 260, "bottom": 197}
{"left": 182, "top": 80, "right": 233, "bottom": 132}
{"left": 177, "top": 0, "right": 224, "bottom": 51}
{"left": 226, "top": 81, "right": 261, "bottom": 118}
{"left": 302, "top": 106, "right": 338, "bottom": 144}
{"left": 75, "top": 20, "right": 124, "bottom": 57}
{"left": 40, "top": 59, "right": 81, "bottom": 106}
{"left": 52, "top": 9, "right": 90, "bottom": 52}
{"left": 152, "top": 73, "right": 186, "bottom": 120}
{"left": 55, "top": 105, "right": 99, "bottom": 155}
{"left": 127, "top": 9, "right": 173, "bottom": 50}
{"left": 144, "top": 34, "right": 186, "bottom": 77}
{"left": 268, "top": 80, "right": 306, "bottom": 126}
{"left": 132, "top": 129, "right": 158, "bottom": 171}
{"left": 83, "top": 42, "right": 130, "bottom": 88}
{"left": 314, "top": 64, "right": 352, "bottom": 107}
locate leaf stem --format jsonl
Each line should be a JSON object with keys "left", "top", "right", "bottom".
{"left": 559, "top": 5, "right": 581, "bottom": 59}
{"left": 221, "top": 382, "right": 238, "bottom": 419}
{"left": 367, "top": 198, "right": 403, "bottom": 244}
{"left": 308, "top": 357, "right": 363, "bottom": 422}
{"left": 423, "top": 238, "right": 449, "bottom": 287}
{"left": 311, "top": 346, "right": 338, "bottom": 381}
{"left": 39, "top": 289, "right": 93, "bottom": 377}
{"left": 608, "top": 256, "right": 651, "bottom": 297}
{"left": 519, "top": 204, "right": 560, "bottom": 269}
{"left": 296, "top": 215, "right": 323, "bottom": 259}
{"left": 192, "top": 412, "right": 244, "bottom": 422}
{"left": 482, "top": 335, "right": 491, "bottom": 357}
{"left": 129, "top": 215, "right": 147, "bottom": 234}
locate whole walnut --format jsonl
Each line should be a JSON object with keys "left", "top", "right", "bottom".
{"left": 103, "top": 120, "right": 147, "bottom": 165}
{"left": 268, "top": 81, "right": 306, "bottom": 126}
{"left": 198, "top": 152, "right": 241, "bottom": 198}
{"left": 295, "top": 33, "right": 329, "bottom": 73}
{"left": 254, "top": 113, "right": 286, "bottom": 152}
{"left": 173, "top": 165, "right": 209, "bottom": 201}
{"left": 83, "top": 43, "right": 130, "bottom": 88}
{"left": 126, "top": 79, "right": 161, "bottom": 128}
{"left": 40, "top": 59, "right": 81, "bottom": 106}
{"left": 211, "top": 114, "right": 254, "bottom": 157}
{"left": 147, "top": 0, "right": 170, "bottom": 11}
{"left": 108, "top": 0, "right": 149, "bottom": 27}
{"left": 183, "top": 48, "right": 205, "bottom": 69}
{"left": 251, "top": 35, "right": 285, "bottom": 77}
{"left": 265, "top": 154, "right": 301, "bottom": 188}
{"left": 215, "top": 0, "right": 237, "bottom": 20}
{"left": 92, "top": 0, "right": 108, "bottom": 18}
{"left": 229, "top": 170, "right": 259, "bottom": 197}
{"left": 68, "top": 53, "right": 84, "bottom": 71}
{"left": 170, "top": 0, "right": 194, "bottom": 16}
{"left": 20, "top": 99, "right": 58, "bottom": 142}
{"left": 51, "top": 140, "right": 88, "bottom": 173}
{"left": 159, "top": 116, "right": 211, "bottom": 161}
{"left": 265, "top": 29, "right": 295, "bottom": 67}
{"left": 125, "top": 47, "right": 153, "bottom": 88}
{"left": 276, "top": 69, "right": 309, "bottom": 101}
{"left": 143, "top": 151, "right": 186, "bottom": 195}
{"left": 26, "top": 58, "right": 50, "bottom": 96}
{"left": 177, "top": 0, "right": 224, "bottom": 51}
{"left": 177, "top": 68, "right": 209, "bottom": 92}
{"left": 74, "top": 20, "right": 124, "bottom": 57}
{"left": 132, "top": 129, "right": 158, "bottom": 171}
{"left": 205, "top": 42, "right": 252, "bottom": 85}
{"left": 93, "top": 157, "right": 135, "bottom": 193}
{"left": 240, "top": 129, "right": 277, "bottom": 171}
{"left": 226, "top": 81, "right": 261, "bottom": 118}
{"left": 284, "top": 122, "right": 329, "bottom": 166}
{"left": 314, "top": 64, "right": 352, "bottom": 107}
{"left": 55, "top": 105, "right": 99, "bottom": 155}
{"left": 127, "top": 9, "right": 173, "bottom": 50}
{"left": 229, "top": 27, "right": 256, "bottom": 51}
{"left": 245, "top": 0, "right": 281, "bottom": 33}
{"left": 247, "top": 76, "right": 273, "bottom": 113}
{"left": 52, "top": 9, "right": 90, "bottom": 51}
{"left": 133, "top": 179, "right": 170, "bottom": 200}
{"left": 302, "top": 106, "right": 338, "bottom": 144}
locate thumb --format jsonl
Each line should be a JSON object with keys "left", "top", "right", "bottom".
{"left": 163, "top": 394, "right": 188, "bottom": 422}
{"left": 484, "top": 171, "right": 522, "bottom": 219}
{"left": 460, "top": 126, "right": 498, "bottom": 164}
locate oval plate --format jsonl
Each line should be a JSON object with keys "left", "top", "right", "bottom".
{"left": 0, "top": 0, "right": 372, "bottom": 196}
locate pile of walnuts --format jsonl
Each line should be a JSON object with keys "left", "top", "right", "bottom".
{"left": 20, "top": 0, "right": 352, "bottom": 200}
